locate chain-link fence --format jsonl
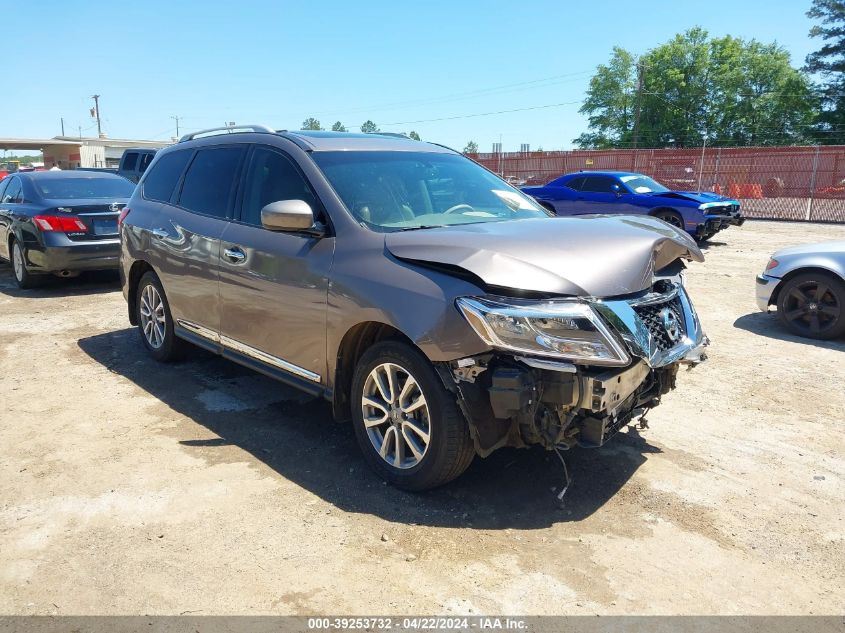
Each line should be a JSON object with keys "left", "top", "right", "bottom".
{"left": 470, "top": 146, "right": 845, "bottom": 222}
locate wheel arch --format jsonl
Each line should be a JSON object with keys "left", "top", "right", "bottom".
{"left": 332, "top": 321, "right": 419, "bottom": 422}
{"left": 126, "top": 260, "right": 156, "bottom": 325}
{"left": 769, "top": 265, "right": 845, "bottom": 307}
{"left": 648, "top": 206, "right": 684, "bottom": 219}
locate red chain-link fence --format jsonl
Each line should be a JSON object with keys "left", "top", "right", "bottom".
{"left": 470, "top": 146, "right": 845, "bottom": 222}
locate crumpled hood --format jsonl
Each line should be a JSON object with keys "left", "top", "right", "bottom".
{"left": 650, "top": 190, "right": 737, "bottom": 205}
{"left": 385, "top": 215, "right": 704, "bottom": 297}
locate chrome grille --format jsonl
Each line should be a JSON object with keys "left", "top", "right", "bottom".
{"left": 632, "top": 295, "right": 687, "bottom": 352}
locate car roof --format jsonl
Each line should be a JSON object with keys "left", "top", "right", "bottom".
{"left": 18, "top": 170, "right": 128, "bottom": 181}
{"left": 562, "top": 171, "right": 641, "bottom": 179}
{"left": 175, "top": 126, "right": 456, "bottom": 154}
{"left": 281, "top": 130, "right": 456, "bottom": 153}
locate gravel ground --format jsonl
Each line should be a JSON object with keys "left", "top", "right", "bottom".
{"left": 0, "top": 220, "right": 843, "bottom": 616}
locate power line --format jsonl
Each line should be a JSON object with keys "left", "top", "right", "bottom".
{"left": 380, "top": 100, "right": 582, "bottom": 126}
{"left": 307, "top": 70, "right": 592, "bottom": 119}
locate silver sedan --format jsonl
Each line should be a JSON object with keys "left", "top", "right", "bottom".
{"left": 756, "top": 241, "right": 845, "bottom": 339}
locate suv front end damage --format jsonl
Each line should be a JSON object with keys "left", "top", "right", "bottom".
{"left": 445, "top": 279, "right": 707, "bottom": 457}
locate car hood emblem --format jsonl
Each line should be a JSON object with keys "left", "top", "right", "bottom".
{"left": 660, "top": 307, "right": 682, "bottom": 342}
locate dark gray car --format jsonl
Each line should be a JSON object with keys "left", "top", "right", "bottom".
{"left": 0, "top": 171, "right": 133, "bottom": 288}
{"left": 120, "top": 126, "right": 708, "bottom": 491}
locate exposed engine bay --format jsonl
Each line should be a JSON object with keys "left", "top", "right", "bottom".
{"left": 439, "top": 275, "right": 708, "bottom": 458}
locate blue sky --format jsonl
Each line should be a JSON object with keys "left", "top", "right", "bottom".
{"left": 4, "top": 0, "right": 818, "bottom": 152}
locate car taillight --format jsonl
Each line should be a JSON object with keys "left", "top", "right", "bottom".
{"left": 33, "top": 215, "right": 88, "bottom": 233}
{"left": 118, "top": 207, "right": 131, "bottom": 226}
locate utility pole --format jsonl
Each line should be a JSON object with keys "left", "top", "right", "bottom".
{"left": 697, "top": 132, "right": 707, "bottom": 193}
{"left": 632, "top": 61, "right": 644, "bottom": 149}
{"left": 60, "top": 118, "right": 65, "bottom": 136}
{"left": 171, "top": 115, "right": 181, "bottom": 138}
{"left": 91, "top": 95, "right": 102, "bottom": 138}
{"left": 78, "top": 125, "right": 82, "bottom": 139}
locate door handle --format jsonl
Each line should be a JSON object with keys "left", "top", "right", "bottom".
{"left": 150, "top": 228, "right": 168, "bottom": 239}
{"left": 223, "top": 247, "right": 246, "bottom": 263}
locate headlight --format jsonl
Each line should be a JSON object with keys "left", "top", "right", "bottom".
{"left": 456, "top": 296, "right": 630, "bottom": 366}
{"left": 698, "top": 201, "right": 723, "bottom": 211}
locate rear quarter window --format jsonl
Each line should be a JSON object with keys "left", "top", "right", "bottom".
{"left": 142, "top": 150, "right": 192, "bottom": 203}
{"left": 564, "top": 176, "right": 586, "bottom": 191}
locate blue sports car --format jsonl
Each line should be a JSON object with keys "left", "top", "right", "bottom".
{"left": 522, "top": 171, "right": 745, "bottom": 241}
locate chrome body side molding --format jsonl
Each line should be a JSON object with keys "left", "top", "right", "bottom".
{"left": 176, "top": 320, "right": 321, "bottom": 383}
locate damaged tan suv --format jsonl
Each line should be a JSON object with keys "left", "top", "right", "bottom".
{"left": 120, "top": 126, "right": 708, "bottom": 491}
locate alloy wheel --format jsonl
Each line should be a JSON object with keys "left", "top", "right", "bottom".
{"left": 782, "top": 280, "right": 841, "bottom": 336}
{"left": 658, "top": 212, "right": 683, "bottom": 229}
{"left": 139, "top": 283, "right": 167, "bottom": 349}
{"left": 361, "top": 362, "right": 431, "bottom": 469}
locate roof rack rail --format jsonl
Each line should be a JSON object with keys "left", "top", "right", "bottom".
{"left": 374, "top": 132, "right": 409, "bottom": 139}
{"left": 178, "top": 124, "right": 275, "bottom": 143}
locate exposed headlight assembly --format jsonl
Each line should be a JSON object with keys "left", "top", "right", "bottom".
{"left": 456, "top": 297, "right": 630, "bottom": 366}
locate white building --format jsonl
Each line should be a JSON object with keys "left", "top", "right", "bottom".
{"left": 0, "top": 136, "right": 171, "bottom": 170}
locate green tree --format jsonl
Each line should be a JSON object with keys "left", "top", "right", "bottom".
{"left": 408, "top": 130, "right": 421, "bottom": 140}
{"left": 805, "top": 0, "right": 845, "bottom": 142}
{"left": 301, "top": 117, "right": 323, "bottom": 130}
{"left": 575, "top": 28, "right": 815, "bottom": 148}
{"left": 463, "top": 140, "right": 479, "bottom": 153}
{"left": 331, "top": 121, "right": 347, "bottom": 132}
{"left": 573, "top": 46, "right": 638, "bottom": 148}
{"left": 360, "top": 120, "right": 380, "bottom": 133}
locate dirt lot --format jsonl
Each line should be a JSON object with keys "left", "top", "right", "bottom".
{"left": 0, "top": 220, "right": 843, "bottom": 616}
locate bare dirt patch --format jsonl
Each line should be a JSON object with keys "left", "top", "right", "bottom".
{"left": 0, "top": 221, "right": 843, "bottom": 615}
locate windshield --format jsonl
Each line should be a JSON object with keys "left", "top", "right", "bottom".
{"left": 619, "top": 174, "right": 670, "bottom": 194}
{"left": 34, "top": 177, "right": 135, "bottom": 200}
{"left": 311, "top": 151, "right": 549, "bottom": 231}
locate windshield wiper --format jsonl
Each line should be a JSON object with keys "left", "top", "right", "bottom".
{"left": 394, "top": 224, "right": 449, "bottom": 232}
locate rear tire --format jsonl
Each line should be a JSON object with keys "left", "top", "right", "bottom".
{"left": 10, "top": 239, "right": 39, "bottom": 290}
{"left": 776, "top": 271, "right": 845, "bottom": 340}
{"left": 136, "top": 271, "right": 186, "bottom": 362}
{"left": 351, "top": 340, "right": 475, "bottom": 491}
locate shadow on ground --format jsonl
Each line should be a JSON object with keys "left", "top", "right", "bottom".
{"left": 734, "top": 311, "right": 845, "bottom": 350}
{"left": 0, "top": 261, "right": 120, "bottom": 298}
{"left": 697, "top": 239, "right": 728, "bottom": 251}
{"left": 78, "top": 328, "right": 661, "bottom": 530}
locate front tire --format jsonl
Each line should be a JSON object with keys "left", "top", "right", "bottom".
{"left": 351, "top": 341, "right": 475, "bottom": 491}
{"left": 776, "top": 272, "right": 845, "bottom": 340}
{"left": 136, "top": 271, "right": 185, "bottom": 361}
{"left": 10, "top": 239, "right": 39, "bottom": 290}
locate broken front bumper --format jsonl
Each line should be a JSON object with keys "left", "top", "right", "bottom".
{"left": 699, "top": 212, "right": 745, "bottom": 236}
{"left": 450, "top": 283, "right": 707, "bottom": 456}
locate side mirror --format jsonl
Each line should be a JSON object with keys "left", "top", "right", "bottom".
{"left": 610, "top": 184, "right": 622, "bottom": 196}
{"left": 260, "top": 199, "right": 320, "bottom": 233}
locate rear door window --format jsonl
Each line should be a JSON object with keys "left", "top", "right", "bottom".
{"left": 580, "top": 176, "right": 617, "bottom": 193}
{"left": 142, "top": 150, "right": 192, "bottom": 203}
{"left": 122, "top": 152, "right": 139, "bottom": 172}
{"left": 178, "top": 147, "right": 245, "bottom": 219}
